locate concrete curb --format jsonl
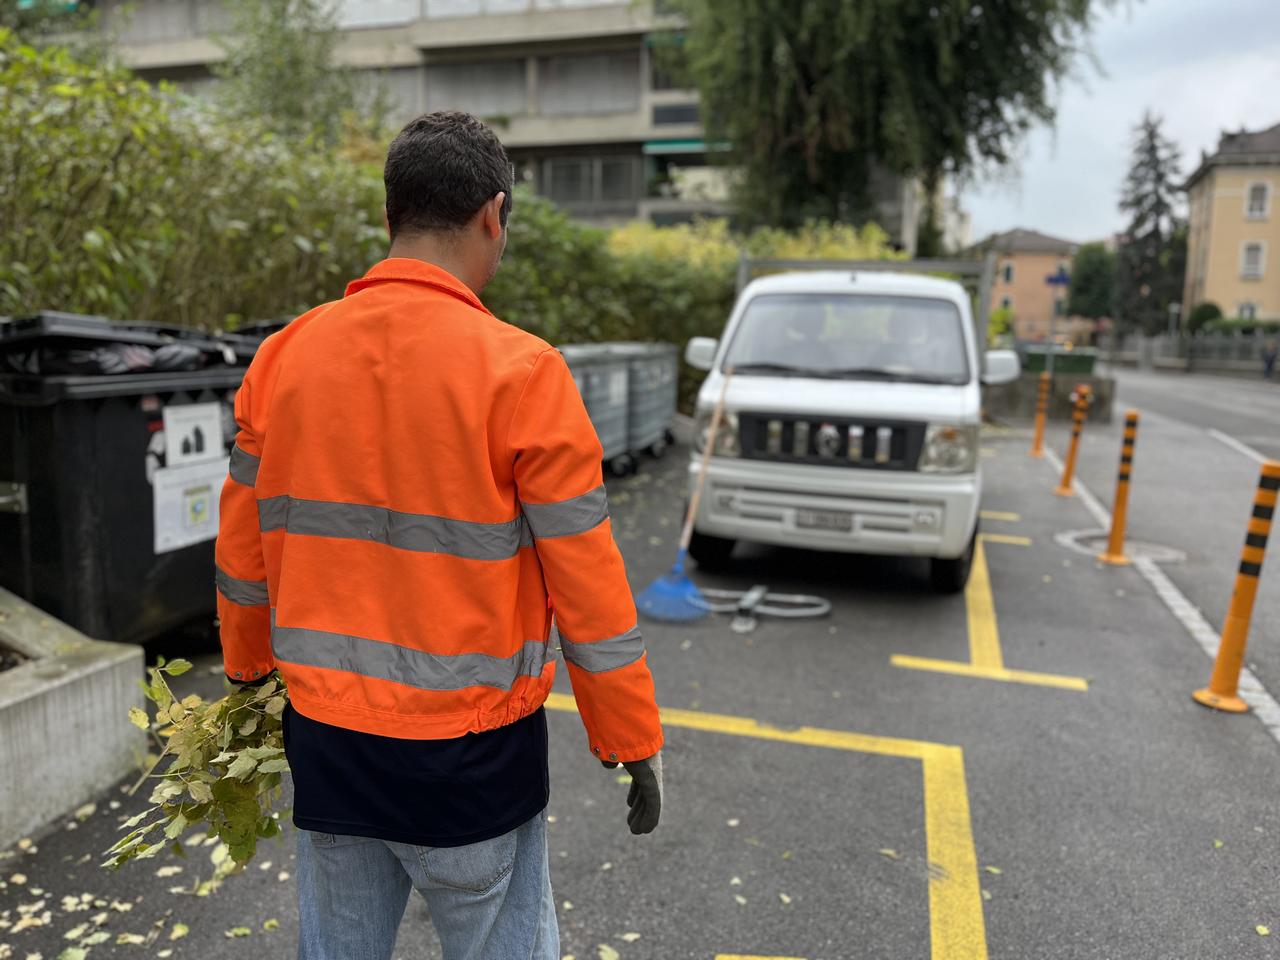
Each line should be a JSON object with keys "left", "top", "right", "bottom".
{"left": 0, "top": 587, "right": 144, "bottom": 850}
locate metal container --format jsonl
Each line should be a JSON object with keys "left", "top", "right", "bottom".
{"left": 0, "top": 313, "right": 254, "bottom": 644}
{"left": 559, "top": 344, "right": 632, "bottom": 472}
{"left": 604, "top": 342, "right": 678, "bottom": 455}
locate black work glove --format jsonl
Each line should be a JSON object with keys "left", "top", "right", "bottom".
{"left": 601, "top": 751, "right": 663, "bottom": 835}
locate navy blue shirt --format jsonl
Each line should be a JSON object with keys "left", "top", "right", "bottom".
{"left": 282, "top": 705, "right": 549, "bottom": 848}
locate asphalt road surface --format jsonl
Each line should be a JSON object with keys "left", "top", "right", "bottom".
{"left": 5, "top": 409, "right": 1280, "bottom": 960}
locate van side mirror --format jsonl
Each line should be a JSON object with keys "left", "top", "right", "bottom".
{"left": 685, "top": 337, "right": 719, "bottom": 372}
{"left": 982, "top": 349, "right": 1021, "bottom": 386}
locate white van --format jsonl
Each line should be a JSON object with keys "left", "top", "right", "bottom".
{"left": 684, "top": 270, "right": 1020, "bottom": 592}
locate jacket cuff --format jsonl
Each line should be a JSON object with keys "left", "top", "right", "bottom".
{"left": 587, "top": 730, "right": 665, "bottom": 765}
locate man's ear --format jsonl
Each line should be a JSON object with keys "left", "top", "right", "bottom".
{"left": 481, "top": 192, "right": 506, "bottom": 240}
{"left": 383, "top": 209, "right": 392, "bottom": 242}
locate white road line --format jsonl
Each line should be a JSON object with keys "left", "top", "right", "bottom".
{"left": 1042, "top": 447, "right": 1111, "bottom": 529}
{"left": 1209, "top": 428, "right": 1268, "bottom": 465}
{"left": 1038, "top": 443, "right": 1280, "bottom": 745}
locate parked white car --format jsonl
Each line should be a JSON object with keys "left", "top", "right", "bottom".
{"left": 685, "top": 269, "right": 1020, "bottom": 592}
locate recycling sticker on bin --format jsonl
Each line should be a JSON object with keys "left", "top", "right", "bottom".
{"left": 153, "top": 402, "right": 229, "bottom": 555}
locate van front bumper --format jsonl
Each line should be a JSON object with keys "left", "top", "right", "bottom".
{"left": 689, "top": 457, "right": 979, "bottom": 559}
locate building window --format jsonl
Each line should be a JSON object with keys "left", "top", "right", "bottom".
{"left": 1240, "top": 302, "right": 1258, "bottom": 321}
{"left": 1002, "top": 263, "right": 1013, "bottom": 284}
{"left": 1000, "top": 297, "right": 1012, "bottom": 310}
{"left": 1242, "top": 242, "right": 1266, "bottom": 280}
{"left": 545, "top": 159, "right": 592, "bottom": 205}
{"left": 652, "top": 103, "right": 700, "bottom": 125}
{"left": 541, "top": 155, "right": 642, "bottom": 208}
{"left": 424, "top": 59, "right": 527, "bottom": 117}
{"left": 599, "top": 158, "right": 639, "bottom": 202}
{"left": 538, "top": 51, "right": 641, "bottom": 117}
{"left": 1246, "top": 183, "right": 1270, "bottom": 219}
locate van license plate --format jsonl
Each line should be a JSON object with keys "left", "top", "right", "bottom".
{"left": 796, "top": 509, "right": 854, "bottom": 532}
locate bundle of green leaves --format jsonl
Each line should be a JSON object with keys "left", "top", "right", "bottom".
{"left": 103, "top": 659, "right": 289, "bottom": 874}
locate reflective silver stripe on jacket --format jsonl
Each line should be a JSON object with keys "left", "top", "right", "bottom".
{"left": 228, "top": 445, "right": 260, "bottom": 488}
{"left": 215, "top": 566, "right": 269, "bottom": 606}
{"left": 522, "top": 486, "right": 609, "bottom": 540}
{"left": 560, "top": 624, "right": 645, "bottom": 674}
{"left": 271, "top": 616, "right": 552, "bottom": 691}
{"left": 256, "top": 496, "right": 529, "bottom": 561}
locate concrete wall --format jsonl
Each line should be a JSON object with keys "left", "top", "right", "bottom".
{"left": 0, "top": 588, "right": 143, "bottom": 850}
{"left": 983, "top": 372, "right": 1116, "bottom": 425}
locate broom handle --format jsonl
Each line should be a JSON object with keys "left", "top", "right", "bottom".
{"left": 680, "top": 366, "right": 734, "bottom": 553}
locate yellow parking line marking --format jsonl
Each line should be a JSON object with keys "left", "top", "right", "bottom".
{"left": 545, "top": 694, "right": 988, "bottom": 960}
{"left": 977, "top": 535, "right": 1029, "bottom": 547}
{"left": 891, "top": 540, "right": 1088, "bottom": 692}
{"left": 978, "top": 510, "right": 1020, "bottom": 523}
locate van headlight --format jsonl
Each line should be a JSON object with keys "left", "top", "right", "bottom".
{"left": 694, "top": 410, "right": 740, "bottom": 457}
{"left": 919, "top": 424, "right": 978, "bottom": 474}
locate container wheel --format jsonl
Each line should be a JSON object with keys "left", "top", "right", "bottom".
{"left": 647, "top": 437, "right": 668, "bottom": 458}
{"left": 608, "top": 455, "right": 636, "bottom": 477}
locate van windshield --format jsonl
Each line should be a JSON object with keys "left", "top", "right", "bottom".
{"left": 721, "top": 293, "right": 971, "bottom": 385}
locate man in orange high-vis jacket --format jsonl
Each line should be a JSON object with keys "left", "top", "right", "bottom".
{"left": 215, "top": 111, "right": 663, "bottom": 960}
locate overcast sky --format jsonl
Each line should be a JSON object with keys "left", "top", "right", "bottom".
{"left": 963, "top": 0, "right": 1280, "bottom": 245}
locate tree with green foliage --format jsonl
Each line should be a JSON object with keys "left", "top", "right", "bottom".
{"left": 1187, "top": 301, "right": 1223, "bottom": 332}
{"left": 214, "top": 0, "right": 362, "bottom": 145}
{"left": 1067, "top": 242, "right": 1116, "bottom": 320}
{"left": 666, "top": 0, "right": 1108, "bottom": 229}
{"left": 1114, "top": 112, "right": 1185, "bottom": 334}
{"left": 0, "top": 29, "right": 385, "bottom": 327}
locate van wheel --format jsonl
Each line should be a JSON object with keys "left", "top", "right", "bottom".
{"left": 689, "top": 530, "right": 735, "bottom": 570}
{"left": 930, "top": 530, "right": 977, "bottom": 594}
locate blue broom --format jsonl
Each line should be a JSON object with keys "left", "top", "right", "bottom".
{"left": 637, "top": 368, "right": 734, "bottom": 622}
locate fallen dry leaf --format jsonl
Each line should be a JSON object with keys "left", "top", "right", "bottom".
{"left": 878, "top": 849, "right": 901, "bottom": 861}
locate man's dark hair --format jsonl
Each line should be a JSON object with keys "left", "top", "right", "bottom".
{"left": 384, "top": 111, "right": 513, "bottom": 240}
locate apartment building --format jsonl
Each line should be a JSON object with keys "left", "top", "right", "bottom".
{"left": 974, "top": 228, "right": 1094, "bottom": 344}
{"left": 1183, "top": 121, "right": 1280, "bottom": 322}
{"left": 90, "top": 0, "right": 924, "bottom": 243}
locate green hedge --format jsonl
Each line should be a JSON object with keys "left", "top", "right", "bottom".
{"left": 0, "top": 30, "right": 385, "bottom": 329}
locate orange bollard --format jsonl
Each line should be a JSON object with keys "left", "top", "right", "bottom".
{"left": 1194, "top": 461, "right": 1280, "bottom": 713}
{"left": 1029, "top": 371, "right": 1051, "bottom": 458}
{"left": 1099, "top": 410, "right": 1140, "bottom": 565}
{"left": 1053, "top": 385, "right": 1091, "bottom": 497}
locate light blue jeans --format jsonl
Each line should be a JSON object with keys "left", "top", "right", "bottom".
{"left": 295, "top": 810, "right": 558, "bottom": 960}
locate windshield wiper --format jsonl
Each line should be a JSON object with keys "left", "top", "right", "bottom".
{"left": 728, "top": 362, "right": 818, "bottom": 376}
{"left": 812, "top": 367, "right": 966, "bottom": 385}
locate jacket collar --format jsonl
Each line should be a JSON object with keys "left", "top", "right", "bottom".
{"left": 345, "top": 258, "right": 492, "bottom": 315}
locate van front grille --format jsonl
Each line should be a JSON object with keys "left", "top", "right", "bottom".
{"left": 738, "top": 414, "right": 926, "bottom": 471}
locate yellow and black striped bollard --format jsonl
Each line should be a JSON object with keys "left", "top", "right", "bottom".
{"left": 1030, "top": 371, "right": 1051, "bottom": 458}
{"left": 1193, "top": 460, "right": 1280, "bottom": 713}
{"left": 1099, "top": 410, "right": 1140, "bottom": 565}
{"left": 1053, "top": 384, "right": 1090, "bottom": 497}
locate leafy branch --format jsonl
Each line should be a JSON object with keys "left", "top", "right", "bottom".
{"left": 103, "top": 659, "right": 289, "bottom": 877}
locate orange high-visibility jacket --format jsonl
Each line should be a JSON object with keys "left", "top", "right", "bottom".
{"left": 215, "top": 258, "right": 663, "bottom": 763}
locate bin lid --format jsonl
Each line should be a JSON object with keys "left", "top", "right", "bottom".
{"left": 0, "top": 312, "right": 259, "bottom": 377}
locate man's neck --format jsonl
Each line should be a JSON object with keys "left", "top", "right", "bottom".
{"left": 386, "top": 236, "right": 483, "bottom": 295}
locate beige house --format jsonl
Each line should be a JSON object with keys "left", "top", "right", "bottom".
{"left": 1184, "top": 122, "right": 1280, "bottom": 322}
{"left": 973, "top": 229, "right": 1094, "bottom": 343}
